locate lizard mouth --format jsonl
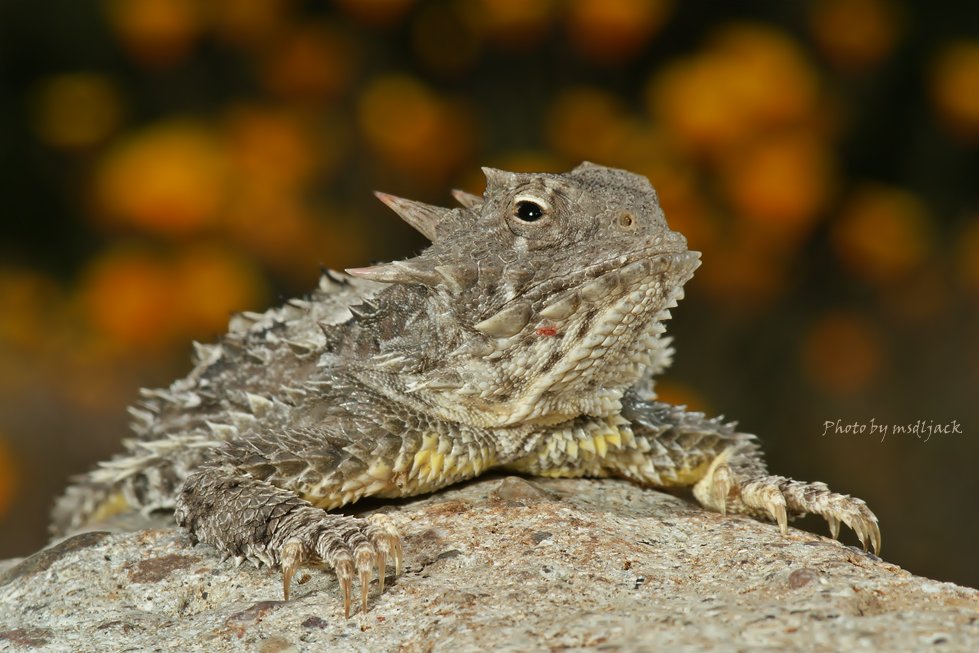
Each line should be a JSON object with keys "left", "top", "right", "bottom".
{"left": 530, "top": 246, "right": 700, "bottom": 325}
{"left": 471, "top": 232, "right": 699, "bottom": 341}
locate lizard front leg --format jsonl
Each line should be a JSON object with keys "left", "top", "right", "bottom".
{"left": 175, "top": 423, "right": 496, "bottom": 616}
{"left": 509, "top": 403, "right": 880, "bottom": 553}
{"left": 605, "top": 399, "right": 881, "bottom": 553}
{"left": 176, "top": 462, "right": 401, "bottom": 617}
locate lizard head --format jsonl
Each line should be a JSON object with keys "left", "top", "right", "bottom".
{"left": 348, "top": 163, "right": 700, "bottom": 427}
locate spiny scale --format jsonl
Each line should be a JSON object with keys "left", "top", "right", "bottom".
{"left": 373, "top": 191, "right": 449, "bottom": 241}
{"left": 451, "top": 188, "right": 483, "bottom": 209}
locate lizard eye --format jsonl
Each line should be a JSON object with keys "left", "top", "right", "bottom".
{"left": 505, "top": 192, "right": 558, "bottom": 243}
{"left": 514, "top": 200, "right": 546, "bottom": 223}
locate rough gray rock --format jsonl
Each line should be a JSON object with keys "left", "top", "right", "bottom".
{"left": 2, "top": 477, "right": 976, "bottom": 652}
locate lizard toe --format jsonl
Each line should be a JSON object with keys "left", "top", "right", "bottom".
{"left": 280, "top": 538, "right": 305, "bottom": 601}
{"left": 271, "top": 511, "right": 403, "bottom": 616}
{"left": 740, "top": 476, "right": 882, "bottom": 555}
{"left": 355, "top": 544, "right": 375, "bottom": 613}
{"left": 333, "top": 553, "right": 355, "bottom": 618}
{"left": 367, "top": 513, "right": 403, "bottom": 580}
{"left": 740, "top": 478, "right": 789, "bottom": 536}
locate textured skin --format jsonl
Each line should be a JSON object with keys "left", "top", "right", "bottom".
{"left": 53, "top": 163, "right": 880, "bottom": 616}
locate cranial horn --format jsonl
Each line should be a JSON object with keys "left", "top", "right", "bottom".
{"left": 572, "top": 161, "right": 604, "bottom": 173}
{"left": 346, "top": 260, "right": 442, "bottom": 286}
{"left": 374, "top": 191, "right": 448, "bottom": 241}
{"left": 481, "top": 167, "right": 518, "bottom": 192}
{"left": 451, "top": 189, "right": 483, "bottom": 210}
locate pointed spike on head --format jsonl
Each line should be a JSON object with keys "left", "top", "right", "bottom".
{"left": 346, "top": 260, "right": 442, "bottom": 286}
{"left": 572, "top": 160, "right": 604, "bottom": 174}
{"left": 373, "top": 191, "right": 446, "bottom": 241}
{"left": 481, "top": 166, "right": 518, "bottom": 193}
{"left": 451, "top": 189, "right": 483, "bottom": 210}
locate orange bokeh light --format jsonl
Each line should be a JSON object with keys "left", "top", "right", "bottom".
{"left": 649, "top": 24, "right": 819, "bottom": 157}
{"left": 831, "top": 185, "right": 932, "bottom": 286}
{"left": 809, "top": 0, "right": 902, "bottom": 72}
{"left": 78, "top": 244, "right": 265, "bottom": 349}
{"left": 931, "top": 41, "right": 979, "bottom": 142}
{"left": 94, "top": 122, "right": 229, "bottom": 237}
{"left": 546, "top": 87, "right": 631, "bottom": 164}
{"left": 357, "top": 75, "right": 475, "bottom": 183}
{"left": 567, "top": 0, "right": 671, "bottom": 64}
{"left": 721, "top": 132, "right": 834, "bottom": 239}
{"left": 333, "top": 0, "right": 416, "bottom": 27}
{"left": 225, "top": 106, "right": 319, "bottom": 193}
{"left": 172, "top": 243, "right": 267, "bottom": 336}
{"left": 79, "top": 247, "right": 181, "bottom": 348}
{"left": 0, "top": 438, "right": 18, "bottom": 519}
{"left": 801, "top": 311, "right": 882, "bottom": 395}
{"left": 33, "top": 74, "right": 124, "bottom": 150}
{"left": 102, "top": 0, "right": 204, "bottom": 67}
{"left": 263, "top": 25, "right": 357, "bottom": 103}
{"left": 478, "top": 0, "right": 558, "bottom": 49}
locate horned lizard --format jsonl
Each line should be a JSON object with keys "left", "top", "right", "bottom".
{"left": 53, "top": 163, "right": 880, "bottom": 617}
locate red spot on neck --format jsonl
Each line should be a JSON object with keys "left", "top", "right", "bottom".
{"left": 535, "top": 326, "right": 558, "bottom": 337}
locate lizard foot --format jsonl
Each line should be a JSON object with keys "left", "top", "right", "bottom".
{"left": 277, "top": 511, "right": 402, "bottom": 616}
{"left": 693, "top": 453, "right": 880, "bottom": 554}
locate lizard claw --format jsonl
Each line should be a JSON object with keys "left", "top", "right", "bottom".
{"left": 356, "top": 545, "right": 374, "bottom": 613}
{"left": 840, "top": 502, "right": 880, "bottom": 554}
{"left": 783, "top": 479, "right": 881, "bottom": 554}
{"left": 335, "top": 554, "right": 354, "bottom": 618}
{"left": 741, "top": 479, "right": 788, "bottom": 536}
{"left": 826, "top": 514, "right": 841, "bottom": 540}
{"left": 694, "top": 465, "right": 881, "bottom": 555}
{"left": 280, "top": 538, "right": 305, "bottom": 601}
{"left": 367, "top": 513, "right": 402, "bottom": 581}
{"left": 273, "top": 511, "right": 403, "bottom": 616}
{"left": 710, "top": 463, "right": 734, "bottom": 517}
{"left": 720, "top": 475, "right": 881, "bottom": 555}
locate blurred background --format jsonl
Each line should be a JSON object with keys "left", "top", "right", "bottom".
{"left": 1, "top": 0, "right": 977, "bottom": 588}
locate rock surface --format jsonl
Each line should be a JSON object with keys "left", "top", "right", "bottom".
{"left": 1, "top": 476, "right": 977, "bottom": 652}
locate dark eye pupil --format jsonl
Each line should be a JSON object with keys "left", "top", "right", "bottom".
{"left": 516, "top": 201, "right": 544, "bottom": 222}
